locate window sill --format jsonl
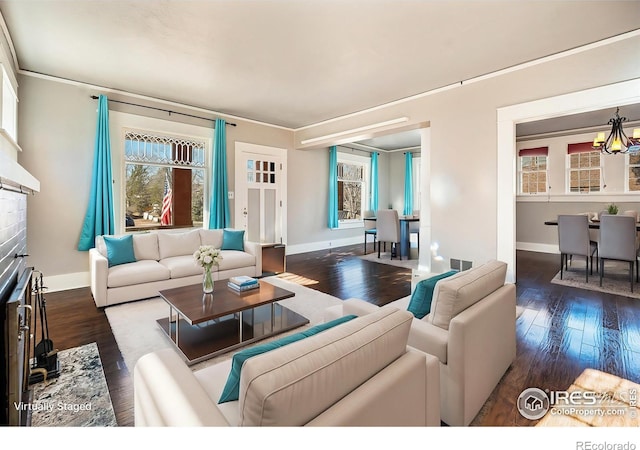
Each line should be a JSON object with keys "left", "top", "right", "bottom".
{"left": 517, "top": 193, "right": 640, "bottom": 203}
{"left": 337, "top": 220, "right": 364, "bottom": 230}
{"left": 0, "top": 127, "right": 21, "bottom": 153}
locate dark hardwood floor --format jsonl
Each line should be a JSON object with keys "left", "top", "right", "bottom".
{"left": 282, "top": 244, "right": 412, "bottom": 305}
{"left": 39, "top": 287, "right": 133, "bottom": 426}
{"left": 476, "top": 250, "right": 640, "bottom": 426}
{"left": 40, "top": 245, "right": 640, "bottom": 427}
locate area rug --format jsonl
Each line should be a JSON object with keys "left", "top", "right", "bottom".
{"left": 550, "top": 259, "right": 640, "bottom": 300}
{"left": 359, "top": 251, "right": 418, "bottom": 270}
{"left": 104, "top": 276, "right": 343, "bottom": 373}
{"left": 29, "top": 342, "right": 117, "bottom": 427}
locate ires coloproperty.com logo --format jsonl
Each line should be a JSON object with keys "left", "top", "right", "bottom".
{"left": 517, "top": 387, "right": 638, "bottom": 420}
{"left": 517, "top": 388, "right": 550, "bottom": 420}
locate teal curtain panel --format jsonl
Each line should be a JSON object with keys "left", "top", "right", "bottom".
{"left": 403, "top": 152, "right": 413, "bottom": 216}
{"left": 370, "top": 152, "right": 379, "bottom": 212}
{"left": 78, "top": 94, "right": 115, "bottom": 251}
{"left": 208, "top": 118, "right": 231, "bottom": 229}
{"left": 328, "top": 146, "right": 338, "bottom": 229}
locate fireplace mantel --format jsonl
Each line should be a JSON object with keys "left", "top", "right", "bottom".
{"left": 0, "top": 143, "right": 39, "bottom": 193}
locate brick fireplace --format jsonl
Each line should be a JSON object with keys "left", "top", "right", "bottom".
{"left": 0, "top": 150, "right": 40, "bottom": 426}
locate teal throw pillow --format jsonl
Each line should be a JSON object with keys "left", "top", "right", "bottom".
{"left": 221, "top": 229, "right": 245, "bottom": 251}
{"left": 407, "top": 270, "right": 459, "bottom": 319}
{"left": 103, "top": 235, "right": 136, "bottom": 267}
{"left": 218, "top": 314, "right": 358, "bottom": 404}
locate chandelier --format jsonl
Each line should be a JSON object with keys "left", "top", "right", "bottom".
{"left": 592, "top": 107, "right": 640, "bottom": 155}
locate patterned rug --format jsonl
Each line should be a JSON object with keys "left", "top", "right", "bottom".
{"left": 29, "top": 342, "right": 117, "bottom": 426}
{"left": 550, "top": 259, "right": 640, "bottom": 299}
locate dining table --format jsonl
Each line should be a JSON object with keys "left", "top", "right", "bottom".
{"left": 544, "top": 219, "right": 640, "bottom": 230}
{"left": 364, "top": 215, "right": 419, "bottom": 259}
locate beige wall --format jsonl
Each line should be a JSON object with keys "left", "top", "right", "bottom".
{"left": 17, "top": 76, "right": 95, "bottom": 285}
{"left": 286, "top": 145, "right": 392, "bottom": 250}
{"left": 388, "top": 152, "right": 412, "bottom": 212}
{"left": 16, "top": 75, "right": 292, "bottom": 286}
{"left": 294, "top": 35, "right": 640, "bottom": 268}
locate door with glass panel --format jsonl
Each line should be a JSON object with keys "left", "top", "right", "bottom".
{"left": 234, "top": 142, "right": 287, "bottom": 244}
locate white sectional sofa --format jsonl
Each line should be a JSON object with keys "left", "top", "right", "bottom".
{"left": 134, "top": 307, "right": 441, "bottom": 426}
{"left": 324, "top": 260, "right": 516, "bottom": 426}
{"left": 89, "top": 228, "right": 262, "bottom": 308}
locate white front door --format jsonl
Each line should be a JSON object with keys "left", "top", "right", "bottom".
{"left": 234, "top": 142, "right": 287, "bottom": 244}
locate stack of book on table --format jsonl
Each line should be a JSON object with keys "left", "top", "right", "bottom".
{"left": 228, "top": 275, "right": 260, "bottom": 292}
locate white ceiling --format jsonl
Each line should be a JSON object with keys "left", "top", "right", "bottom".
{"left": 348, "top": 129, "right": 422, "bottom": 152}
{"left": 516, "top": 103, "right": 640, "bottom": 138}
{"left": 1, "top": 0, "right": 639, "bottom": 132}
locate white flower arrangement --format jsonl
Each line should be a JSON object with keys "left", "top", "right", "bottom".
{"left": 193, "top": 245, "right": 223, "bottom": 269}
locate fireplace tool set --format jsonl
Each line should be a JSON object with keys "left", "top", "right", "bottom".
{"left": 28, "top": 271, "right": 59, "bottom": 385}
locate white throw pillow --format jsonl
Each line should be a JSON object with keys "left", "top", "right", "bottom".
{"left": 132, "top": 232, "right": 160, "bottom": 261}
{"left": 199, "top": 229, "right": 224, "bottom": 249}
{"left": 157, "top": 229, "right": 201, "bottom": 260}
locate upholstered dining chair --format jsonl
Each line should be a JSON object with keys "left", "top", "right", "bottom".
{"left": 557, "top": 214, "right": 598, "bottom": 282}
{"left": 376, "top": 209, "right": 402, "bottom": 260}
{"left": 621, "top": 210, "right": 640, "bottom": 245}
{"left": 599, "top": 214, "right": 639, "bottom": 293}
{"left": 622, "top": 210, "right": 639, "bottom": 222}
{"left": 363, "top": 210, "right": 377, "bottom": 254}
{"left": 579, "top": 212, "right": 599, "bottom": 245}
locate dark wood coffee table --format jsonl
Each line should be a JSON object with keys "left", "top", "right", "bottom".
{"left": 156, "top": 279, "right": 308, "bottom": 365}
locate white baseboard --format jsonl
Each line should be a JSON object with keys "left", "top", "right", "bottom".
{"left": 516, "top": 241, "right": 559, "bottom": 254}
{"left": 44, "top": 271, "right": 90, "bottom": 292}
{"left": 286, "top": 235, "right": 363, "bottom": 255}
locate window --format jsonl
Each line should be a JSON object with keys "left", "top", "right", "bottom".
{"left": 336, "top": 152, "right": 369, "bottom": 225}
{"left": 124, "top": 131, "right": 206, "bottom": 230}
{"left": 1, "top": 66, "right": 17, "bottom": 142}
{"left": 567, "top": 143, "right": 601, "bottom": 193}
{"left": 628, "top": 152, "right": 640, "bottom": 192}
{"left": 518, "top": 147, "right": 548, "bottom": 194}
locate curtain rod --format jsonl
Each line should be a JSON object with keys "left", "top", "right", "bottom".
{"left": 89, "top": 95, "right": 237, "bottom": 127}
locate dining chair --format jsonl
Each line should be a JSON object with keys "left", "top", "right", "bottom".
{"left": 599, "top": 214, "right": 638, "bottom": 293}
{"left": 557, "top": 214, "right": 598, "bottom": 282}
{"left": 363, "top": 210, "right": 377, "bottom": 254}
{"left": 621, "top": 210, "right": 640, "bottom": 246}
{"left": 376, "top": 209, "right": 402, "bottom": 260}
{"left": 622, "top": 210, "right": 639, "bottom": 222}
{"left": 579, "top": 212, "right": 599, "bottom": 245}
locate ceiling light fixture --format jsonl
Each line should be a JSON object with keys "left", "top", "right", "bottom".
{"left": 300, "top": 117, "right": 409, "bottom": 145}
{"left": 592, "top": 107, "right": 640, "bottom": 155}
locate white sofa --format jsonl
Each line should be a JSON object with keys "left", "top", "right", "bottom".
{"left": 324, "top": 260, "right": 516, "bottom": 426}
{"left": 89, "top": 228, "right": 262, "bottom": 308}
{"left": 133, "top": 307, "right": 441, "bottom": 426}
